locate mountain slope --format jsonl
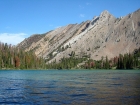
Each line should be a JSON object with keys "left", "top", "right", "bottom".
{"left": 17, "top": 9, "right": 140, "bottom": 63}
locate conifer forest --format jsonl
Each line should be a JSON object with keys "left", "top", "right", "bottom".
{"left": 0, "top": 42, "right": 140, "bottom": 70}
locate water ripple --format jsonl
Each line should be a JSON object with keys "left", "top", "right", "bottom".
{"left": 0, "top": 70, "right": 140, "bottom": 105}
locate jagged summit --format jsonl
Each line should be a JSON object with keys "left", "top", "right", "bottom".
{"left": 18, "top": 9, "right": 140, "bottom": 63}
{"left": 99, "top": 10, "right": 113, "bottom": 18}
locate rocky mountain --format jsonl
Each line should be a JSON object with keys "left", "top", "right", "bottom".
{"left": 17, "top": 9, "right": 140, "bottom": 63}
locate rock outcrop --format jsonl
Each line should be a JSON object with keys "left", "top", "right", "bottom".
{"left": 17, "top": 9, "right": 140, "bottom": 63}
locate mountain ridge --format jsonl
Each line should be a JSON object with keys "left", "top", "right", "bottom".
{"left": 17, "top": 8, "right": 140, "bottom": 63}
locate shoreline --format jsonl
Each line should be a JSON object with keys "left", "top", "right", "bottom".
{"left": 0, "top": 68, "right": 140, "bottom": 70}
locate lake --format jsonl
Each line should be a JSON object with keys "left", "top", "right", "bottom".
{"left": 0, "top": 70, "right": 140, "bottom": 105}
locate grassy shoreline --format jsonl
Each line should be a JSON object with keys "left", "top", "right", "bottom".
{"left": 0, "top": 68, "right": 140, "bottom": 70}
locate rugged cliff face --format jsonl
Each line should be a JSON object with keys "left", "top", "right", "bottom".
{"left": 17, "top": 9, "right": 140, "bottom": 63}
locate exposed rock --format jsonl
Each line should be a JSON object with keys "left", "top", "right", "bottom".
{"left": 18, "top": 8, "right": 140, "bottom": 63}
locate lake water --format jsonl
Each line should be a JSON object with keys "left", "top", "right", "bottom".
{"left": 0, "top": 70, "right": 140, "bottom": 105}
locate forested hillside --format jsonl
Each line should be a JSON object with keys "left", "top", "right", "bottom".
{"left": 0, "top": 42, "right": 140, "bottom": 70}
{"left": 84, "top": 48, "right": 140, "bottom": 69}
{"left": 46, "top": 48, "right": 140, "bottom": 69}
{"left": 0, "top": 42, "right": 46, "bottom": 69}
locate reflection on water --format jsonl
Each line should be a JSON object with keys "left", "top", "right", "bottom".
{"left": 0, "top": 70, "right": 140, "bottom": 105}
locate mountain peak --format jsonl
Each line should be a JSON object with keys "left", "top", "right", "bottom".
{"left": 100, "top": 10, "right": 111, "bottom": 18}
{"left": 18, "top": 9, "right": 140, "bottom": 63}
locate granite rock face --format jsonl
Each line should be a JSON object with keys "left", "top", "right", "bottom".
{"left": 17, "top": 9, "right": 140, "bottom": 63}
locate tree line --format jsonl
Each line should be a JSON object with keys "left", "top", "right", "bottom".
{"left": 83, "top": 48, "right": 140, "bottom": 69}
{"left": 46, "top": 57, "right": 87, "bottom": 69}
{"left": 0, "top": 41, "right": 140, "bottom": 70}
{"left": 0, "top": 42, "right": 46, "bottom": 69}
{"left": 46, "top": 48, "right": 140, "bottom": 69}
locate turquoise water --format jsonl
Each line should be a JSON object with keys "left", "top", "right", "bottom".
{"left": 0, "top": 70, "right": 140, "bottom": 105}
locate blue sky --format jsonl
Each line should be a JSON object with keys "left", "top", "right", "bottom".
{"left": 0, "top": 0, "right": 140, "bottom": 45}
